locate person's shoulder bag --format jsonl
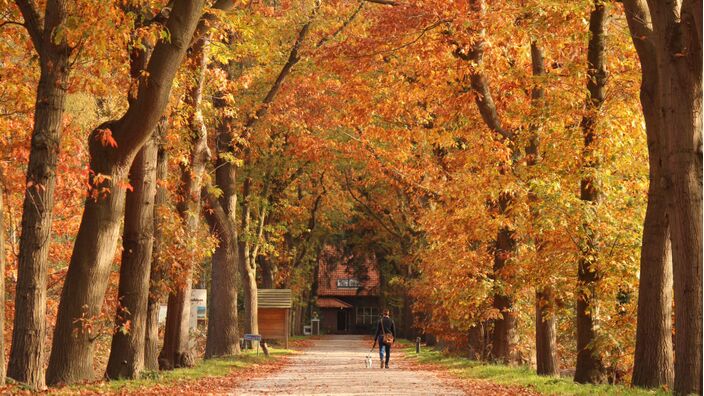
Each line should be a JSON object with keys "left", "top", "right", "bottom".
{"left": 381, "top": 318, "right": 394, "bottom": 345}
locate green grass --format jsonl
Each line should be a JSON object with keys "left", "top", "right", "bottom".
{"left": 51, "top": 348, "right": 294, "bottom": 394}
{"left": 403, "top": 346, "right": 670, "bottom": 396}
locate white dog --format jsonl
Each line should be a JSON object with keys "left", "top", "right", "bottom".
{"left": 364, "top": 354, "right": 373, "bottom": 368}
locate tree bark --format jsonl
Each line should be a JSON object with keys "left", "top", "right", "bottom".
{"left": 204, "top": 73, "right": 242, "bottom": 357}
{"left": 46, "top": 0, "right": 206, "bottom": 384}
{"left": 105, "top": 132, "right": 159, "bottom": 380}
{"left": 0, "top": 179, "right": 6, "bottom": 386}
{"left": 468, "top": 323, "right": 487, "bottom": 361}
{"left": 535, "top": 288, "right": 558, "bottom": 376}
{"left": 491, "top": 221, "right": 517, "bottom": 364}
{"left": 8, "top": 0, "right": 71, "bottom": 390}
{"left": 260, "top": 255, "right": 276, "bottom": 289}
{"left": 239, "top": 177, "right": 261, "bottom": 342}
{"left": 159, "top": 36, "right": 210, "bottom": 370}
{"left": 574, "top": 0, "right": 608, "bottom": 384}
{"left": 457, "top": 0, "right": 519, "bottom": 365}
{"left": 144, "top": 119, "right": 168, "bottom": 372}
{"left": 644, "top": 1, "right": 703, "bottom": 393}
{"left": 202, "top": 181, "right": 240, "bottom": 357}
{"left": 526, "top": 41, "right": 558, "bottom": 376}
{"left": 622, "top": 0, "right": 675, "bottom": 388}
{"left": 103, "top": 3, "right": 167, "bottom": 378}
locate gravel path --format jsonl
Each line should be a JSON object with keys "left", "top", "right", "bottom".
{"left": 232, "top": 335, "right": 466, "bottom": 395}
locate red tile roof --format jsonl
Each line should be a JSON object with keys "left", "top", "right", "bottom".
{"left": 316, "top": 297, "right": 353, "bottom": 309}
{"left": 317, "top": 245, "right": 380, "bottom": 297}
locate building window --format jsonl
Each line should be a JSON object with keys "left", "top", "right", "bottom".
{"left": 356, "top": 307, "right": 378, "bottom": 325}
{"left": 336, "top": 278, "right": 360, "bottom": 288}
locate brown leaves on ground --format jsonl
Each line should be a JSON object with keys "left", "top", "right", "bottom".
{"left": 20, "top": 356, "right": 293, "bottom": 396}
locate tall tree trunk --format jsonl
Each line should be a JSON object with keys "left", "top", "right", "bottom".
{"left": 46, "top": 0, "right": 206, "bottom": 384}
{"left": 239, "top": 179, "right": 260, "bottom": 341}
{"left": 103, "top": 3, "right": 166, "bottom": 377}
{"left": 160, "top": 36, "right": 210, "bottom": 370}
{"left": 203, "top": 151, "right": 240, "bottom": 357}
{"left": 526, "top": 41, "right": 558, "bottom": 376}
{"left": 105, "top": 132, "right": 159, "bottom": 380}
{"left": 632, "top": 164, "right": 673, "bottom": 388}
{"left": 0, "top": 179, "right": 6, "bottom": 386}
{"left": 144, "top": 119, "right": 168, "bottom": 372}
{"left": 204, "top": 67, "right": 241, "bottom": 357}
{"left": 8, "top": 1, "right": 71, "bottom": 390}
{"left": 574, "top": 0, "right": 608, "bottom": 384}
{"left": 645, "top": 1, "right": 703, "bottom": 393}
{"left": 622, "top": 0, "right": 675, "bottom": 388}
{"left": 457, "top": 0, "right": 519, "bottom": 365}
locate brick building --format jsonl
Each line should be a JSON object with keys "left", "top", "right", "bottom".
{"left": 315, "top": 245, "right": 381, "bottom": 334}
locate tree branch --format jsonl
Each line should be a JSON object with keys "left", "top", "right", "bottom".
{"left": 202, "top": 185, "right": 235, "bottom": 242}
{"left": 344, "top": 127, "right": 441, "bottom": 200}
{"left": 241, "top": 0, "right": 321, "bottom": 135}
{"left": 454, "top": 0, "right": 513, "bottom": 142}
{"left": 316, "top": 2, "right": 364, "bottom": 48}
{"left": 14, "top": 0, "right": 43, "bottom": 52}
{"left": 0, "top": 20, "right": 25, "bottom": 29}
{"left": 364, "top": 0, "right": 399, "bottom": 5}
{"left": 343, "top": 172, "right": 405, "bottom": 241}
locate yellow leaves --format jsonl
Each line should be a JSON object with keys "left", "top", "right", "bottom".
{"left": 218, "top": 151, "right": 243, "bottom": 167}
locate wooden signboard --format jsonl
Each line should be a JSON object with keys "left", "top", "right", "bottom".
{"left": 257, "top": 289, "right": 292, "bottom": 349}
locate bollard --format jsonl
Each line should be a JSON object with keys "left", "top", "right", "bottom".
{"left": 416, "top": 337, "right": 421, "bottom": 353}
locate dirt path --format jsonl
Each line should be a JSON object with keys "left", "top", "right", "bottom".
{"left": 232, "top": 335, "right": 466, "bottom": 395}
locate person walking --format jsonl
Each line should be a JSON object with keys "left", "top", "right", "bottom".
{"left": 372, "top": 309, "right": 396, "bottom": 368}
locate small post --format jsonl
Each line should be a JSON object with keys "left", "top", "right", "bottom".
{"left": 416, "top": 337, "right": 421, "bottom": 353}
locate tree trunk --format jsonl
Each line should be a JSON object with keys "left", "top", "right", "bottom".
{"left": 458, "top": 0, "right": 518, "bottom": 365}
{"left": 239, "top": 176, "right": 261, "bottom": 342}
{"left": 491, "top": 221, "right": 517, "bottom": 364}
{"left": 203, "top": 77, "right": 242, "bottom": 357}
{"left": 204, "top": 192, "right": 241, "bottom": 356}
{"left": 144, "top": 119, "right": 168, "bottom": 372}
{"left": 535, "top": 288, "right": 558, "bottom": 376}
{"left": 621, "top": 1, "right": 675, "bottom": 387}
{"left": 159, "top": 36, "right": 210, "bottom": 370}
{"left": 45, "top": 121, "right": 130, "bottom": 385}
{"left": 160, "top": 281, "right": 193, "bottom": 369}
{"left": 260, "top": 255, "right": 276, "bottom": 289}
{"left": 574, "top": 0, "right": 608, "bottom": 384}
{"left": 105, "top": 132, "right": 159, "bottom": 380}
{"left": 647, "top": 1, "right": 703, "bottom": 393}
{"left": 468, "top": 323, "right": 486, "bottom": 361}
{"left": 8, "top": 1, "right": 71, "bottom": 389}
{"left": 632, "top": 170, "right": 673, "bottom": 388}
{"left": 526, "top": 41, "right": 558, "bottom": 376}
{"left": 401, "top": 291, "right": 413, "bottom": 339}
{"left": 240, "top": 247, "right": 259, "bottom": 339}
{"left": 0, "top": 180, "right": 6, "bottom": 385}
{"left": 46, "top": 0, "right": 206, "bottom": 384}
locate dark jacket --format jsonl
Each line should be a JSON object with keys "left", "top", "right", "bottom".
{"left": 374, "top": 316, "right": 396, "bottom": 339}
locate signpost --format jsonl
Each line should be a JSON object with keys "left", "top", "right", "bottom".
{"left": 244, "top": 334, "right": 262, "bottom": 355}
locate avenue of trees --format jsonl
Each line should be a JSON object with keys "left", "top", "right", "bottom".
{"left": 0, "top": 0, "right": 701, "bottom": 394}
